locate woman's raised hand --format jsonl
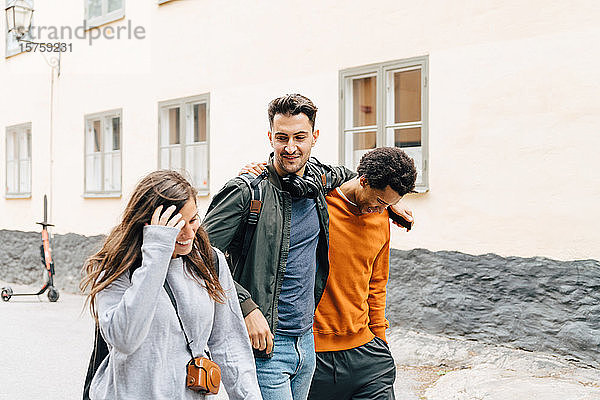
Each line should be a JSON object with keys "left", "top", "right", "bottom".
{"left": 150, "top": 205, "right": 185, "bottom": 230}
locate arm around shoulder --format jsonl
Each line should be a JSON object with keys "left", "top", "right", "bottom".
{"left": 309, "top": 159, "right": 357, "bottom": 190}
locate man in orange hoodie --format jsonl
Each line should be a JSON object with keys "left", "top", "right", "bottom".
{"left": 308, "top": 147, "right": 417, "bottom": 400}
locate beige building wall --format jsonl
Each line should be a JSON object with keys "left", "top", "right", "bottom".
{"left": 1, "top": 0, "right": 599, "bottom": 260}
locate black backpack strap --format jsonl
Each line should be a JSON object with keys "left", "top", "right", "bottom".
{"left": 211, "top": 247, "right": 219, "bottom": 276}
{"left": 236, "top": 170, "right": 268, "bottom": 259}
{"left": 82, "top": 321, "right": 109, "bottom": 400}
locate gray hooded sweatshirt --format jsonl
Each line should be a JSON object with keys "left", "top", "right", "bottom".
{"left": 90, "top": 225, "right": 262, "bottom": 399}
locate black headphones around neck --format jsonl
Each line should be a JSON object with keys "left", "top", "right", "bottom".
{"left": 280, "top": 173, "right": 321, "bottom": 199}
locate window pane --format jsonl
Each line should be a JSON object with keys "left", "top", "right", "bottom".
{"left": 18, "top": 132, "right": 28, "bottom": 160}
{"left": 6, "top": 132, "right": 16, "bottom": 161}
{"left": 393, "top": 69, "right": 421, "bottom": 123}
{"left": 345, "top": 131, "right": 376, "bottom": 171}
{"left": 352, "top": 131, "right": 377, "bottom": 151}
{"left": 104, "top": 152, "right": 120, "bottom": 191}
{"left": 86, "top": 154, "right": 102, "bottom": 192}
{"left": 160, "top": 147, "right": 170, "bottom": 169}
{"left": 168, "top": 107, "right": 181, "bottom": 145}
{"left": 85, "top": 122, "right": 93, "bottom": 153}
{"left": 26, "top": 128, "right": 32, "bottom": 158}
{"left": 186, "top": 144, "right": 208, "bottom": 190}
{"left": 160, "top": 108, "right": 169, "bottom": 145}
{"left": 103, "top": 118, "right": 112, "bottom": 153}
{"left": 393, "top": 127, "right": 421, "bottom": 148}
{"left": 193, "top": 103, "right": 207, "bottom": 143}
{"left": 103, "top": 153, "right": 111, "bottom": 191}
{"left": 112, "top": 153, "right": 121, "bottom": 191}
{"left": 399, "top": 146, "right": 423, "bottom": 187}
{"left": 352, "top": 77, "right": 377, "bottom": 127}
{"left": 88, "top": 0, "right": 102, "bottom": 18}
{"left": 112, "top": 117, "right": 120, "bottom": 150}
{"left": 19, "top": 160, "right": 30, "bottom": 193}
{"left": 107, "top": 0, "right": 123, "bottom": 13}
{"left": 93, "top": 120, "right": 102, "bottom": 152}
{"left": 6, "top": 161, "right": 17, "bottom": 193}
{"left": 169, "top": 147, "right": 181, "bottom": 170}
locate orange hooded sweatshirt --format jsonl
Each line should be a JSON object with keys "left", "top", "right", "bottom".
{"left": 313, "top": 188, "right": 391, "bottom": 352}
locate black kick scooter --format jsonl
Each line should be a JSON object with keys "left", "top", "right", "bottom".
{"left": 2, "top": 195, "right": 59, "bottom": 302}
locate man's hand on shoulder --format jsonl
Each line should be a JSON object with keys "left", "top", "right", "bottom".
{"left": 244, "top": 308, "right": 274, "bottom": 354}
{"left": 240, "top": 162, "right": 267, "bottom": 177}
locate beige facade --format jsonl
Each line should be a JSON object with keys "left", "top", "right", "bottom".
{"left": 1, "top": 0, "right": 599, "bottom": 260}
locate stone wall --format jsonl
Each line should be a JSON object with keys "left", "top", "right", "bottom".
{"left": 387, "top": 249, "right": 600, "bottom": 368}
{"left": 1, "top": 230, "right": 598, "bottom": 368}
{"left": 0, "top": 230, "right": 104, "bottom": 294}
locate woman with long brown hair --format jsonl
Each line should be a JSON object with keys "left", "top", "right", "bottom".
{"left": 81, "top": 170, "right": 261, "bottom": 399}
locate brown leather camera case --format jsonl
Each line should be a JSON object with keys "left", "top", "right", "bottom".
{"left": 186, "top": 357, "right": 221, "bottom": 394}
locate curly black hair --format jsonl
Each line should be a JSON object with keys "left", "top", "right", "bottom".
{"left": 268, "top": 94, "right": 318, "bottom": 130}
{"left": 356, "top": 147, "right": 417, "bottom": 196}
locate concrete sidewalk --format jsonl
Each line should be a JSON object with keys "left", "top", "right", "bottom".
{"left": 2, "top": 282, "right": 599, "bottom": 399}
{"left": 0, "top": 282, "right": 94, "bottom": 399}
{"left": 389, "top": 329, "right": 600, "bottom": 400}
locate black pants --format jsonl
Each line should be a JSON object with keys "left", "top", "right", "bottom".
{"left": 308, "top": 336, "right": 396, "bottom": 400}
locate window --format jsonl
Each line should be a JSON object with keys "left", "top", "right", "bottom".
{"left": 158, "top": 94, "right": 209, "bottom": 194}
{"left": 85, "top": 0, "right": 124, "bottom": 28}
{"left": 84, "top": 109, "right": 122, "bottom": 196}
{"left": 340, "top": 56, "right": 429, "bottom": 191}
{"left": 5, "top": 123, "right": 32, "bottom": 197}
{"left": 5, "top": 0, "right": 34, "bottom": 58}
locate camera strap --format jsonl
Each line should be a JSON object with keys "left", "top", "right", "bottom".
{"left": 163, "top": 248, "right": 219, "bottom": 360}
{"left": 163, "top": 279, "right": 196, "bottom": 359}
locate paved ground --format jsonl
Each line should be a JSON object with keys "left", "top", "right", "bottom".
{"left": 0, "top": 282, "right": 94, "bottom": 400}
{"left": 388, "top": 329, "right": 600, "bottom": 400}
{"left": 2, "top": 282, "right": 599, "bottom": 399}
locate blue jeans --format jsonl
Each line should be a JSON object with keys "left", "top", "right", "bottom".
{"left": 255, "top": 329, "right": 316, "bottom": 400}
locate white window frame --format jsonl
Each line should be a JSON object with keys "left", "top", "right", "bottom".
{"left": 5, "top": 122, "right": 32, "bottom": 198}
{"left": 158, "top": 94, "right": 210, "bottom": 195}
{"left": 339, "top": 56, "right": 429, "bottom": 192}
{"left": 84, "top": 109, "right": 122, "bottom": 197}
{"left": 85, "top": 0, "right": 125, "bottom": 29}
{"left": 5, "top": 0, "right": 34, "bottom": 58}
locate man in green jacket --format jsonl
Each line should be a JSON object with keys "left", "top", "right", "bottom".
{"left": 203, "top": 94, "right": 353, "bottom": 400}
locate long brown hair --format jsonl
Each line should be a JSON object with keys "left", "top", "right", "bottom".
{"left": 81, "top": 170, "right": 224, "bottom": 319}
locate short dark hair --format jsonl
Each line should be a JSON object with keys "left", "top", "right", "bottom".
{"left": 268, "top": 94, "right": 318, "bottom": 130}
{"left": 357, "top": 147, "right": 417, "bottom": 196}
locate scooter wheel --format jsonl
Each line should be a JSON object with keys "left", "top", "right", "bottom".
{"left": 1, "top": 287, "right": 12, "bottom": 302}
{"left": 48, "top": 287, "right": 60, "bottom": 302}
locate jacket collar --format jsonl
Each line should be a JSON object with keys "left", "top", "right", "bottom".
{"left": 267, "top": 153, "right": 284, "bottom": 189}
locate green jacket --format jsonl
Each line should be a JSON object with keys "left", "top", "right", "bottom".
{"left": 203, "top": 158, "right": 355, "bottom": 334}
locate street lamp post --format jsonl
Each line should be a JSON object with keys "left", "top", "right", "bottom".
{"left": 5, "top": 0, "right": 33, "bottom": 39}
{"left": 5, "top": 1, "right": 60, "bottom": 75}
{"left": 6, "top": 0, "right": 59, "bottom": 226}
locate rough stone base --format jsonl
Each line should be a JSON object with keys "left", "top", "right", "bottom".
{"left": 387, "top": 248, "right": 600, "bottom": 368}
{"left": 0, "top": 230, "right": 104, "bottom": 294}
{"left": 388, "top": 328, "right": 600, "bottom": 400}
